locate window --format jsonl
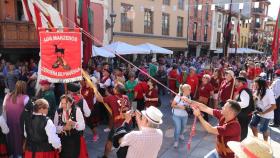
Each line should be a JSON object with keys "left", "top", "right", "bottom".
{"left": 255, "top": 18, "right": 260, "bottom": 28}
{"left": 218, "top": 14, "right": 222, "bottom": 28}
{"left": 205, "top": 4, "right": 209, "bottom": 21}
{"left": 144, "top": 9, "right": 153, "bottom": 34}
{"left": 194, "top": 0, "right": 198, "bottom": 18}
{"left": 121, "top": 3, "right": 133, "bottom": 32}
{"left": 177, "top": 17, "right": 183, "bottom": 37}
{"left": 178, "top": 0, "right": 184, "bottom": 10}
{"left": 204, "top": 25, "right": 208, "bottom": 41}
{"left": 163, "top": 0, "right": 170, "bottom": 5}
{"left": 193, "top": 22, "right": 197, "bottom": 41}
{"left": 16, "top": 0, "right": 24, "bottom": 21}
{"left": 162, "top": 13, "right": 170, "bottom": 35}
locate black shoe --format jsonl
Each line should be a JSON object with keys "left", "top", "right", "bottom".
{"left": 269, "top": 123, "right": 279, "bottom": 127}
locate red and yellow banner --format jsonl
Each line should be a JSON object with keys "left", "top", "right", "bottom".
{"left": 40, "top": 30, "right": 82, "bottom": 82}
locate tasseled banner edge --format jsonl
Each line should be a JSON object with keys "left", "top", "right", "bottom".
{"left": 40, "top": 75, "right": 83, "bottom": 83}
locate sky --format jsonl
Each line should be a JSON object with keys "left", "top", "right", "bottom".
{"left": 268, "top": 0, "right": 280, "bottom": 19}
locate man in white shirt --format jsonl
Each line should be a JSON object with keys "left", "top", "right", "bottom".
{"left": 119, "top": 106, "right": 163, "bottom": 158}
{"left": 235, "top": 77, "right": 255, "bottom": 141}
{"left": 270, "top": 69, "right": 280, "bottom": 127}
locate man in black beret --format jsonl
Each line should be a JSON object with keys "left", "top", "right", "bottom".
{"left": 235, "top": 76, "right": 255, "bottom": 140}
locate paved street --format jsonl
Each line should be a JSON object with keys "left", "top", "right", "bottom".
{"left": 85, "top": 94, "right": 280, "bottom": 158}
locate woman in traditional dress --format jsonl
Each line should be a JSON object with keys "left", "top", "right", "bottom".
{"left": 24, "top": 99, "right": 61, "bottom": 158}
{"left": 3, "top": 81, "right": 29, "bottom": 158}
{"left": 54, "top": 95, "right": 86, "bottom": 158}
{"left": 0, "top": 115, "right": 9, "bottom": 158}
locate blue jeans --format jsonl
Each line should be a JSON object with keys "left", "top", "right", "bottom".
{"left": 250, "top": 114, "right": 270, "bottom": 133}
{"left": 204, "top": 149, "right": 219, "bottom": 158}
{"left": 172, "top": 114, "right": 188, "bottom": 141}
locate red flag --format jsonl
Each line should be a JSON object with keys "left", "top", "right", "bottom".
{"left": 34, "top": 4, "right": 43, "bottom": 29}
{"left": 81, "top": 0, "right": 92, "bottom": 68}
{"left": 21, "top": 0, "right": 32, "bottom": 22}
{"left": 272, "top": 8, "right": 280, "bottom": 65}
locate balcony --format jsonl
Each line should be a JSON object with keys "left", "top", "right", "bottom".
{"left": 0, "top": 21, "right": 38, "bottom": 48}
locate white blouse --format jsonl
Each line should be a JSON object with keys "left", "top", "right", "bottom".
{"left": 53, "top": 107, "right": 85, "bottom": 134}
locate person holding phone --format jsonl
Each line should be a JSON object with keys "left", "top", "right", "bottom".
{"left": 171, "top": 84, "right": 191, "bottom": 148}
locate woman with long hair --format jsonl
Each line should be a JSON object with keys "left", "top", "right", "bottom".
{"left": 3, "top": 81, "right": 29, "bottom": 158}
{"left": 171, "top": 84, "right": 191, "bottom": 148}
{"left": 250, "top": 78, "right": 276, "bottom": 141}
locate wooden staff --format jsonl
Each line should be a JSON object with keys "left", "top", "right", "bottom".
{"left": 81, "top": 69, "right": 112, "bottom": 115}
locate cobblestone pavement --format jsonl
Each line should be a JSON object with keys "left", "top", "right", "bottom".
{"left": 85, "top": 94, "right": 280, "bottom": 158}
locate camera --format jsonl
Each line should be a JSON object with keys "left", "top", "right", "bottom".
{"left": 254, "top": 107, "right": 263, "bottom": 114}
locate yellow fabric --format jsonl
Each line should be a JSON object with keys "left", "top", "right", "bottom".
{"left": 82, "top": 69, "right": 112, "bottom": 115}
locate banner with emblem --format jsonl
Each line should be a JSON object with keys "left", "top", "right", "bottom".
{"left": 39, "top": 29, "right": 82, "bottom": 83}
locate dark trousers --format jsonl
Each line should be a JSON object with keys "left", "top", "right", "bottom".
{"left": 157, "top": 84, "right": 166, "bottom": 95}
{"left": 238, "top": 113, "right": 252, "bottom": 141}
{"left": 60, "top": 134, "right": 80, "bottom": 158}
{"left": 273, "top": 97, "right": 280, "bottom": 125}
{"left": 267, "top": 69, "right": 274, "bottom": 81}
{"left": 136, "top": 99, "right": 145, "bottom": 111}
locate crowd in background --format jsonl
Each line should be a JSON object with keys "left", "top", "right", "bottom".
{"left": 0, "top": 53, "right": 279, "bottom": 158}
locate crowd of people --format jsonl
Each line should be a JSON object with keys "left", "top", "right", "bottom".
{"left": 0, "top": 54, "right": 279, "bottom": 158}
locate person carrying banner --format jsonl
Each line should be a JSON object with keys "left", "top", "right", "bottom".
{"left": 53, "top": 95, "right": 86, "bottom": 158}
{"left": 81, "top": 79, "right": 100, "bottom": 142}
{"left": 94, "top": 82, "right": 130, "bottom": 158}
{"left": 24, "top": 99, "right": 61, "bottom": 158}
{"left": 184, "top": 99, "right": 241, "bottom": 158}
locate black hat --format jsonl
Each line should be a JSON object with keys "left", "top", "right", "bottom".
{"left": 236, "top": 77, "right": 247, "bottom": 83}
{"left": 67, "top": 82, "right": 80, "bottom": 92}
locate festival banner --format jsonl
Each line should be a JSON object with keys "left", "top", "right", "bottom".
{"left": 40, "top": 30, "right": 82, "bottom": 83}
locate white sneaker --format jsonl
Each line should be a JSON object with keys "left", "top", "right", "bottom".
{"left": 179, "top": 134, "right": 185, "bottom": 141}
{"left": 104, "top": 128, "right": 111, "bottom": 132}
{"left": 173, "top": 141, "right": 178, "bottom": 148}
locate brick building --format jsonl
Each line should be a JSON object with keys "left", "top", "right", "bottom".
{"left": 187, "top": 0, "right": 213, "bottom": 57}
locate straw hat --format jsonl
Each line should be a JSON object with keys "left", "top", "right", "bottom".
{"left": 141, "top": 106, "right": 163, "bottom": 124}
{"left": 227, "top": 137, "right": 273, "bottom": 158}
